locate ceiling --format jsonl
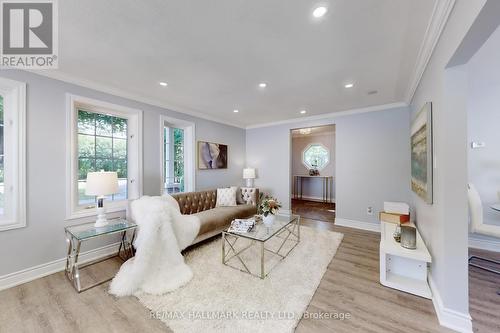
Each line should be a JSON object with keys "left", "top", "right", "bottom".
{"left": 49, "top": 0, "right": 437, "bottom": 127}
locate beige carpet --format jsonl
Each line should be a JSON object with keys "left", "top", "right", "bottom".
{"left": 137, "top": 226, "right": 343, "bottom": 333}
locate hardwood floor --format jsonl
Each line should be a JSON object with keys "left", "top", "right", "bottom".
{"left": 291, "top": 199, "right": 336, "bottom": 223}
{"left": 468, "top": 248, "right": 500, "bottom": 333}
{"left": 0, "top": 218, "right": 457, "bottom": 333}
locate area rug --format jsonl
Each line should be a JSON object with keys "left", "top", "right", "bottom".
{"left": 137, "top": 226, "right": 343, "bottom": 333}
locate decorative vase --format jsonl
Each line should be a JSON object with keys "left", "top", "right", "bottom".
{"left": 263, "top": 214, "right": 276, "bottom": 226}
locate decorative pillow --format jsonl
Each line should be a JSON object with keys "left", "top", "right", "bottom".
{"left": 231, "top": 186, "right": 245, "bottom": 205}
{"left": 216, "top": 187, "right": 237, "bottom": 207}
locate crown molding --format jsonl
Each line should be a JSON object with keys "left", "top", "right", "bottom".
{"left": 405, "top": 0, "right": 457, "bottom": 104}
{"left": 245, "top": 102, "right": 407, "bottom": 129}
{"left": 23, "top": 70, "right": 247, "bottom": 129}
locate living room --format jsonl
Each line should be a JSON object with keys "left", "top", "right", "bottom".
{"left": 0, "top": 1, "right": 499, "bottom": 333}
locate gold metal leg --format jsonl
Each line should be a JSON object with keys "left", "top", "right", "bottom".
{"left": 261, "top": 241, "right": 265, "bottom": 279}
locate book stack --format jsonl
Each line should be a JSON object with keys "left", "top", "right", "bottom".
{"left": 379, "top": 201, "right": 410, "bottom": 224}
{"left": 228, "top": 218, "right": 256, "bottom": 233}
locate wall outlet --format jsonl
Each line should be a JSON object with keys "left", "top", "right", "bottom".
{"left": 367, "top": 206, "right": 373, "bottom": 215}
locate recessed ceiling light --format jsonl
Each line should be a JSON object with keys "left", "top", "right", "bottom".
{"left": 300, "top": 110, "right": 307, "bottom": 114}
{"left": 159, "top": 82, "right": 168, "bottom": 87}
{"left": 259, "top": 82, "right": 267, "bottom": 88}
{"left": 313, "top": 6, "right": 328, "bottom": 18}
{"left": 233, "top": 109, "right": 239, "bottom": 113}
{"left": 344, "top": 83, "right": 354, "bottom": 88}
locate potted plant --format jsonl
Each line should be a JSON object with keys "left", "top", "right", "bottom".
{"left": 258, "top": 193, "right": 282, "bottom": 226}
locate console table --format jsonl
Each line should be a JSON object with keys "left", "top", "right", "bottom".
{"left": 64, "top": 218, "right": 137, "bottom": 292}
{"left": 292, "top": 175, "right": 334, "bottom": 203}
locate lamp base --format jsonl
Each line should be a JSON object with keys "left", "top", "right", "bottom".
{"left": 245, "top": 178, "right": 254, "bottom": 188}
{"left": 94, "top": 197, "right": 109, "bottom": 228}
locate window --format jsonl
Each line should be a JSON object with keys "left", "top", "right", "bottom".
{"left": 163, "top": 126, "right": 185, "bottom": 193}
{"left": 303, "top": 143, "right": 330, "bottom": 170}
{"left": 0, "top": 78, "right": 26, "bottom": 231}
{"left": 161, "top": 115, "right": 195, "bottom": 194}
{"left": 67, "top": 95, "right": 142, "bottom": 219}
{"left": 77, "top": 110, "right": 128, "bottom": 204}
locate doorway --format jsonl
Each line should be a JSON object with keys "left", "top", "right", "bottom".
{"left": 290, "top": 125, "right": 335, "bottom": 222}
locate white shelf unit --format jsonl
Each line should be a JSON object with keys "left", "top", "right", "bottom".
{"left": 379, "top": 221, "right": 432, "bottom": 299}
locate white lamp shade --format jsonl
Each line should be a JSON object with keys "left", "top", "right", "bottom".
{"left": 85, "top": 171, "right": 119, "bottom": 196}
{"left": 243, "top": 168, "right": 256, "bottom": 179}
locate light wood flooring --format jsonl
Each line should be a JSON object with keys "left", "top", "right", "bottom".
{"left": 0, "top": 219, "right": 493, "bottom": 332}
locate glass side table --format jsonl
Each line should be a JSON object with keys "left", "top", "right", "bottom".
{"left": 64, "top": 218, "right": 137, "bottom": 293}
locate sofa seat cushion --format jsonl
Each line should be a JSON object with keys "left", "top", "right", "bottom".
{"left": 194, "top": 204, "right": 257, "bottom": 235}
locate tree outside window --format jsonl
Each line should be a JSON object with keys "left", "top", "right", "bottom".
{"left": 303, "top": 143, "right": 330, "bottom": 170}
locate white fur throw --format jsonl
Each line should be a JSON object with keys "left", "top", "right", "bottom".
{"left": 109, "top": 195, "right": 200, "bottom": 297}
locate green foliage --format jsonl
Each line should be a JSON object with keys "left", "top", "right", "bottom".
{"left": 77, "top": 110, "right": 128, "bottom": 202}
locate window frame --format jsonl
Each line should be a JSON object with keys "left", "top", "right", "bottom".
{"left": 0, "top": 78, "right": 26, "bottom": 231}
{"left": 66, "top": 94, "right": 143, "bottom": 220}
{"left": 160, "top": 115, "right": 195, "bottom": 194}
{"left": 302, "top": 143, "right": 330, "bottom": 171}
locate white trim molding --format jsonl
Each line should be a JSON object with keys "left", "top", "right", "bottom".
{"left": 29, "top": 70, "right": 245, "bottom": 129}
{"left": 429, "top": 276, "right": 473, "bottom": 333}
{"left": 405, "top": 0, "right": 457, "bottom": 103}
{"left": 65, "top": 94, "right": 144, "bottom": 220}
{"left": 246, "top": 102, "right": 407, "bottom": 129}
{"left": 469, "top": 234, "right": 500, "bottom": 253}
{"left": 334, "top": 218, "right": 381, "bottom": 233}
{"left": 0, "top": 242, "right": 120, "bottom": 291}
{"left": 0, "top": 77, "right": 26, "bottom": 231}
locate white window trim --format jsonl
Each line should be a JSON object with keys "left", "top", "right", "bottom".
{"left": 302, "top": 143, "right": 330, "bottom": 171}
{"left": 0, "top": 78, "right": 26, "bottom": 231}
{"left": 160, "top": 115, "right": 196, "bottom": 194}
{"left": 66, "top": 94, "right": 143, "bottom": 220}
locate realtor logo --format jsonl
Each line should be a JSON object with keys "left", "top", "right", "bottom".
{"left": 1, "top": 0, "right": 58, "bottom": 68}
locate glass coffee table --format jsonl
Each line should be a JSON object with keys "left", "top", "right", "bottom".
{"left": 222, "top": 214, "right": 300, "bottom": 279}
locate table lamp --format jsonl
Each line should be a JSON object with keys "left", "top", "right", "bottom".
{"left": 243, "top": 168, "right": 256, "bottom": 187}
{"left": 85, "top": 171, "right": 119, "bottom": 227}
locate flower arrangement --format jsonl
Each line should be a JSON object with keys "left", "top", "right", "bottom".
{"left": 258, "top": 193, "right": 282, "bottom": 217}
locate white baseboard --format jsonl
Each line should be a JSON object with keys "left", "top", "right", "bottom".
{"left": 468, "top": 234, "right": 500, "bottom": 253}
{"left": 334, "top": 218, "right": 380, "bottom": 232}
{"left": 429, "top": 276, "right": 473, "bottom": 333}
{"left": 0, "top": 242, "right": 121, "bottom": 291}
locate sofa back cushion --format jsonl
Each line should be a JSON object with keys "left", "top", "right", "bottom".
{"left": 171, "top": 188, "right": 259, "bottom": 215}
{"left": 172, "top": 190, "right": 217, "bottom": 215}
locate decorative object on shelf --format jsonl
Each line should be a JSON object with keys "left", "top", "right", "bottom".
{"left": 243, "top": 168, "right": 256, "bottom": 187}
{"left": 411, "top": 102, "right": 433, "bottom": 204}
{"left": 85, "top": 171, "right": 119, "bottom": 227}
{"left": 308, "top": 168, "right": 319, "bottom": 176}
{"left": 400, "top": 225, "right": 417, "bottom": 249}
{"left": 198, "top": 141, "right": 228, "bottom": 169}
{"left": 379, "top": 211, "right": 410, "bottom": 224}
{"left": 258, "top": 193, "right": 282, "bottom": 226}
{"left": 393, "top": 225, "right": 401, "bottom": 242}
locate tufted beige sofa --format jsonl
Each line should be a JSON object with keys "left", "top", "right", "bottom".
{"left": 172, "top": 187, "right": 259, "bottom": 244}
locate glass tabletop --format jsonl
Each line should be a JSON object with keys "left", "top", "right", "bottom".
{"left": 65, "top": 218, "right": 137, "bottom": 241}
{"left": 224, "top": 214, "right": 299, "bottom": 242}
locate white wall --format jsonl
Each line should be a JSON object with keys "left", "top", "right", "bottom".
{"left": 247, "top": 106, "right": 410, "bottom": 225}
{"left": 291, "top": 131, "right": 335, "bottom": 200}
{"left": 0, "top": 70, "right": 246, "bottom": 277}
{"left": 409, "top": 0, "right": 487, "bottom": 326}
{"left": 467, "top": 25, "right": 500, "bottom": 229}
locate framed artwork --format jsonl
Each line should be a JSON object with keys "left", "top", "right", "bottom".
{"left": 198, "top": 141, "right": 228, "bottom": 169}
{"left": 411, "top": 102, "right": 433, "bottom": 204}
